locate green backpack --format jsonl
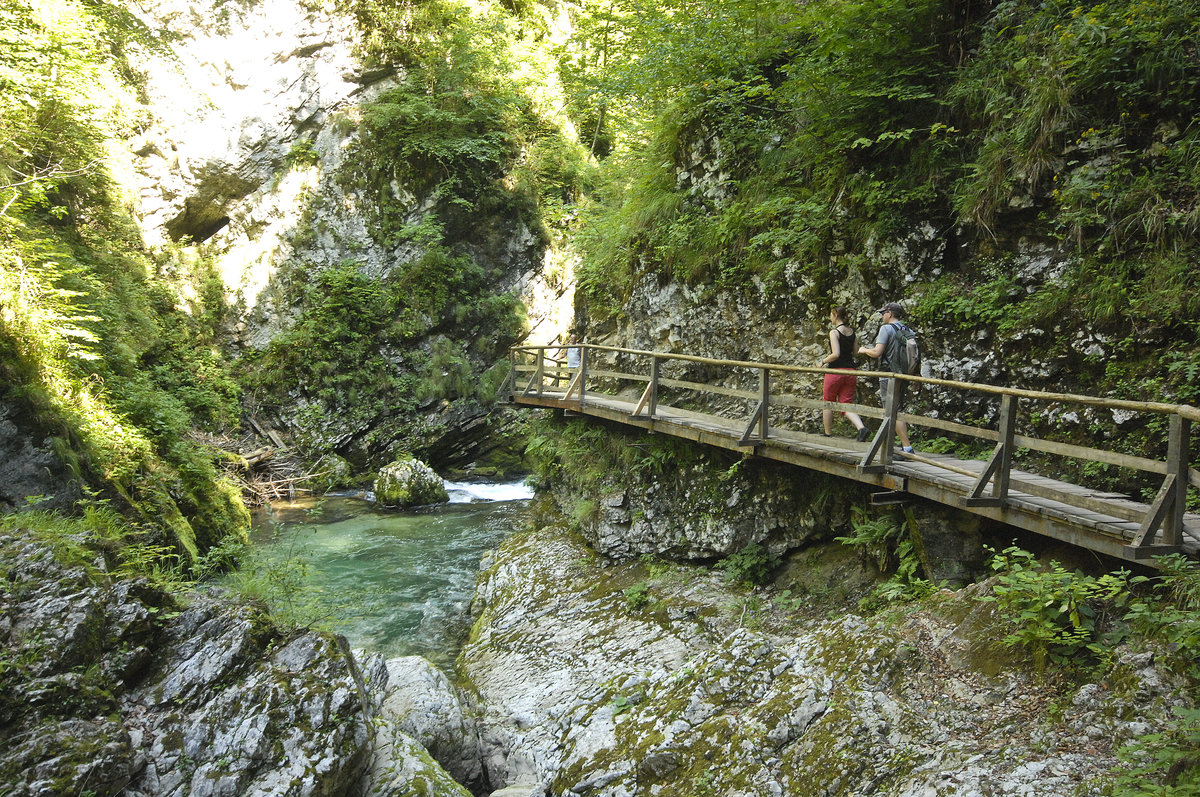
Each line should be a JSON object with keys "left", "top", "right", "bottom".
{"left": 885, "top": 322, "right": 921, "bottom": 375}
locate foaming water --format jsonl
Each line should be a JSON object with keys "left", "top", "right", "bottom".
{"left": 445, "top": 479, "right": 534, "bottom": 503}
{"left": 243, "top": 481, "right": 530, "bottom": 668}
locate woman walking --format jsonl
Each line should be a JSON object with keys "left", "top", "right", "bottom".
{"left": 820, "top": 306, "right": 869, "bottom": 441}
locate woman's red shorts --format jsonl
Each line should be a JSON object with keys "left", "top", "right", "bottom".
{"left": 822, "top": 370, "right": 857, "bottom": 405}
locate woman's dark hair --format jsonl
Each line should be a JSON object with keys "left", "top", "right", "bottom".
{"left": 831, "top": 306, "right": 851, "bottom": 325}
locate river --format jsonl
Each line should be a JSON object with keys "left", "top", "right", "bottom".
{"left": 240, "top": 480, "right": 533, "bottom": 669}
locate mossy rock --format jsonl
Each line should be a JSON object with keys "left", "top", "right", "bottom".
{"left": 373, "top": 457, "right": 449, "bottom": 508}
{"left": 304, "top": 453, "right": 358, "bottom": 493}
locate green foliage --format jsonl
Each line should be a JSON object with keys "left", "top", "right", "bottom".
{"left": 242, "top": 248, "right": 524, "bottom": 461}
{"left": 0, "top": 501, "right": 190, "bottom": 587}
{"left": 979, "top": 546, "right": 1133, "bottom": 673}
{"left": 569, "top": 0, "right": 1200, "bottom": 336}
{"left": 351, "top": 0, "right": 591, "bottom": 242}
{"left": 570, "top": 0, "right": 957, "bottom": 309}
{"left": 224, "top": 531, "right": 334, "bottom": 632}
{"left": 1124, "top": 555, "right": 1200, "bottom": 680}
{"left": 716, "top": 541, "right": 779, "bottom": 587}
{"left": 952, "top": 0, "right": 1200, "bottom": 248}
{"left": 623, "top": 580, "right": 652, "bottom": 609}
{"left": 526, "top": 416, "right": 700, "bottom": 492}
{"left": 837, "top": 506, "right": 933, "bottom": 609}
{"left": 284, "top": 137, "right": 320, "bottom": 169}
{"left": 0, "top": 0, "right": 249, "bottom": 563}
{"left": 1113, "top": 706, "right": 1200, "bottom": 796}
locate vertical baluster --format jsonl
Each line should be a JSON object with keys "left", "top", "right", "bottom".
{"left": 993, "top": 394, "right": 1017, "bottom": 500}
{"left": 880, "top": 377, "right": 900, "bottom": 466}
{"left": 1166, "top": 413, "right": 1189, "bottom": 547}
{"left": 649, "top": 355, "right": 659, "bottom": 417}
{"left": 759, "top": 367, "right": 770, "bottom": 441}
{"left": 578, "top": 345, "right": 588, "bottom": 405}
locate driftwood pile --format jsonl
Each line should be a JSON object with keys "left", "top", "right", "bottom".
{"left": 188, "top": 420, "right": 327, "bottom": 506}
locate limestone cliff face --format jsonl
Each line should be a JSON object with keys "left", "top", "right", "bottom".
{"left": 121, "top": 0, "right": 573, "bottom": 468}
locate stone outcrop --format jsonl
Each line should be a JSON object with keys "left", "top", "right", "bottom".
{"left": 375, "top": 656, "right": 483, "bottom": 793}
{"left": 373, "top": 457, "right": 450, "bottom": 508}
{"left": 0, "top": 530, "right": 466, "bottom": 796}
{"left": 119, "top": 0, "right": 570, "bottom": 474}
{"left": 0, "top": 398, "right": 81, "bottom": 514}
{"left": 456, "top": 523, "right": 1191, "bottom": 796}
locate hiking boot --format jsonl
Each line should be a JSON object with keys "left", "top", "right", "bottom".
{"left": 856, "top": 427, "right": 870, "bottom": 443}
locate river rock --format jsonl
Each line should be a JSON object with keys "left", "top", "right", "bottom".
{"left": 380, "top": 656, "right": 483, "bottom": 790}
{"left": 374, "top": 457, "right": 450, "bottom": 508}
{"left": 459, "top": 523, "right": 1191, "bottom": 795}
{"left": 0, "top": 530, "right": 375, "bottom": 795}
{"left": 361, "top": 723, "right": 473, "bottom": 797}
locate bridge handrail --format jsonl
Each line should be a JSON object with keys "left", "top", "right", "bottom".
{"left": 507, "top": 342, "right": 1197, "bottom": 557}
{"left": 512, "top": 343, "right": 1200, "bottom": 422}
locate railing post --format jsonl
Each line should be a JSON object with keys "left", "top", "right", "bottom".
{"left": 536, "top": 348, "right": 545, "bottom": 396}
{"left": 993, "top": 394, "right": 1016, "bottom": 500}
{"left": 1165, "top": 413, "right": 1189, "bottom": 547}
{"left": 577, "top": 345, "right": 588, "bottom": 405}
{"left": 759, "top": 367, "right": 770, "bottom": 440}
{"left": 649, "top": 355, "right": 659, "bottom": 417}
{"left": 880, "top": 377, "right": 900, "bottom": 466}
{"left": 966, "top": 393, "right": 1017, "bottom": 507}
{"left": 501, "top": 348, "right": 516, "bottom": 400}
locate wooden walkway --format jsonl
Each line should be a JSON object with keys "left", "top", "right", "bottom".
{"left": 506, "top": 344, "right": 1200, "bottom": 567}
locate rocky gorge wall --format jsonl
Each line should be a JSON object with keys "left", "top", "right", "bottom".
{"left": 0, "top": 525, "right": 486, "bottom": 797}
{"left": 118, "top": 0, "right": 575, "bottom": 472}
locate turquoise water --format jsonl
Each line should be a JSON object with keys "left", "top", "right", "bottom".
{"left": 245, "top": 481, "right": 532, "bottom": 668}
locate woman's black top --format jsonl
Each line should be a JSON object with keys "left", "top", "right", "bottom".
{"left": 831, "top": 327, "right": 856, "bottom": 369}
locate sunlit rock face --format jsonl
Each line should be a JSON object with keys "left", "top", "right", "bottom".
{"left": 125, "top": 0, "right": 387, "bottom": 341}
{"left": 123, "top": 0, "right": 574, "bottom": 350}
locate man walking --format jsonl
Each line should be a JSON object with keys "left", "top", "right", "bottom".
{"left": 858, "top": 302, "right": 914, "bottom": 454}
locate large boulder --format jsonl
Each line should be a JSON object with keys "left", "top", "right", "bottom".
{"left": 0, "top": 532, "right": 374, "bottom": 795}
{"left": 374, "top": 457, "right": 449, "bottom": 508}
{"left": 377, "top": 656, "right": 483, "bottom": 791}
{"left": 356, "top": 653, "right": 474, "bottom": 797}
{"left": 458, "top": 524, "right": 1192, "bottom": 796}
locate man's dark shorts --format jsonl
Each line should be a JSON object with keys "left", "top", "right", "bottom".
{"left": 878, "top": 377, "right": 907, "bottom": 412}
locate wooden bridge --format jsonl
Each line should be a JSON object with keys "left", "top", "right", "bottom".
{"left": 503, "top": 344, "right": 1200, "bottom": 567}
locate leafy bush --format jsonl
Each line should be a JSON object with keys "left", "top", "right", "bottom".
{"left": 835, "top": 506, "right": 933, "bottom": 608}
{"left": 979, "top": 546, "right": 1133, "bottom": 673}
{"left": 716, "top": 541, "right": 780, "bottom": 587}
{"left": 1113, "top": 706, "right": 1200, "bottom": 796}
{"left": 623, "top": 581, "right": 652, "bottom": 609}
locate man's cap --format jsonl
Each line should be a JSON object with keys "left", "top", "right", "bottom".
{"left": 878, "top": 301, "right": 904, "bottom": 317}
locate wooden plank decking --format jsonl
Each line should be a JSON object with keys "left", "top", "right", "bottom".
{"left": 513, "top": 385, "right": 1200, "bottom": 566}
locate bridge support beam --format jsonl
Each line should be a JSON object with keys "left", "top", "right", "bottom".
{"left": 738, "top": 368, "right": 770, "bottom": 445}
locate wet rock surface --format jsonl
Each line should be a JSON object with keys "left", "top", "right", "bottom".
{"left": 373, "top": 457, "right": 451, "bottom": 508}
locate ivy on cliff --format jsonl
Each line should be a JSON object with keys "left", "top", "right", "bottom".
{"left": 570, "top": 0, "right": 1200, "bottom": 330}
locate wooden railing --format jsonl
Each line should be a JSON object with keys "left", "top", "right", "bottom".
{"left": 505, "top": 343, "right": 1200, "bottom": 552}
